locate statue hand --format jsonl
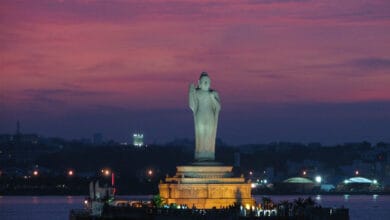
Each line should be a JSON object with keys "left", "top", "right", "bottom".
{"left": 189, "top": 83, "right": 195, "bottom": 93}
{"left": 189, "top": 83, "right": 197, "bottom": 111}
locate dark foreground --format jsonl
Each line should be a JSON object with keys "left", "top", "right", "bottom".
{"left": 70, "top": 206, "right": 349, "bottom": 220}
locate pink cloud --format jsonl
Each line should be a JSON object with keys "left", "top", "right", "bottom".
{"left": 1, "top": 0, "right": 390, "bottom": 116}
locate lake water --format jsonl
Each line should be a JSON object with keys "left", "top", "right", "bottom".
{"left": 0, "top": 195, "right": 389, "bottom": 219}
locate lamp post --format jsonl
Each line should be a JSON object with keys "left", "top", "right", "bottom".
{"left": 111, "top": 172, "right": 115, "bottom": 186}
{"left": 101, "top": 168, "right": 116, "bottom": 195}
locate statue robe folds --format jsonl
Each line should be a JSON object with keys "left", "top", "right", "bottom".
{"left": 189, "top": 88, "right": 221, "bottom": 161}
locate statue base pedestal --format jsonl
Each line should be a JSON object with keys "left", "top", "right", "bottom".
{"left": 159, "top": 163, "right": 255, "bottom": 209}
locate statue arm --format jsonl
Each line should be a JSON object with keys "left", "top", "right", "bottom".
{"left": 189, "top": 83, "right": 197, "bottom": 112}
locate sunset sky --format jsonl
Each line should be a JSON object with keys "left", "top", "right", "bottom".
{"left": 1, "top": 0, "right": 390, "bottom": 145}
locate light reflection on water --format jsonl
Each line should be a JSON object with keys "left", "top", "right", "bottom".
{"left": 0, "top": 196, "right": 85, "bottom": 220}
{"left": 0, "top": 195, "right": 389, "bottom": 220}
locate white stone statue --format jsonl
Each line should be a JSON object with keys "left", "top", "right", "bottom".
{"left": 189, "top": 72, "right": 221, "bottom": 161}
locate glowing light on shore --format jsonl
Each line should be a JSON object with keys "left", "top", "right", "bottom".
{"left": 101, "top": 168, "right": 111, "bottom": 176}
{"left": 315, "top": 176, "right": 322, "bottom": 183}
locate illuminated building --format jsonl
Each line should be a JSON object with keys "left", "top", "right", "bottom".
{"left": 274, "top": 177, "right": 320, "bottom": 193}
{"left": 133, "top": 133, "right": 144, "bottom": 147}
{"left": 336, "top": 177, "right": 382, "bottom": 192}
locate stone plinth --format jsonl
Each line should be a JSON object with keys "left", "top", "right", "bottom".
{"left": 176, "top": 165, "right": 233, "bottom": 178}
{"left": 159, "top": 164, "right": 255, "bottom": 209}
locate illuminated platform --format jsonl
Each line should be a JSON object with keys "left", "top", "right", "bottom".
{"left": 159, "top": 164, "right": 255, "bottom": 209}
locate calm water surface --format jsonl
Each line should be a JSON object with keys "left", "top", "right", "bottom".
{"left": 0, "top": 195, "right": 389, "bottom": 220}
{"left": 254, "top": 195, "right": 390, "bottom": 220}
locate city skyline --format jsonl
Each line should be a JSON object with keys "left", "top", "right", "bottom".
{"left": 1, "top": 0, "right": 390, "bottom": 144}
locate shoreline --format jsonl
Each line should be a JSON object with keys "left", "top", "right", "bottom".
{"left": 1, "top": 192, "right": 389, "bottom": 196}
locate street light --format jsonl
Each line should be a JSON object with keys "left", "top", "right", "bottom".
{"left": 355, "top": 170, "right": 359, "bottom": 176}
{"left": 302, "top": 171, "right": 307, "bottom": 176}
{"left": 148, "top": 169, "right": 153, "bottom": 176}
{"left": 101, "top": 169, "right": 111, "bottom": 176}
{"left": 101, "top": 168, "right": 115, "bottom": 187}
{"left": 68, "top": 170, "right": 74, "bottom": 176}
{"left": 315, "top": 176, "right": 322, "bottom": 184}
{"left": 33, "top": 170, "right": 38, "bottom": 176}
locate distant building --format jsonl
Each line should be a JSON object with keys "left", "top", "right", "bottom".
{"left": 274, "top": 177, "right": 319, "bottom": 193}
{"left": 0, "top": 134, "right": 14, "bottom": 143}
{"left": 133, "top": 133, "right": 144, "bottom": 147}
{"left": 93, "top": 133, "right": 103, "bottom": 145}
{"left": 336, "top": 177, "right": 382, "bottom": 193}
{"left": 234, "top": 152, "right": 240, "bottom": 167}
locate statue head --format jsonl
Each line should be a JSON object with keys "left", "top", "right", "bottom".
{"left": 198, "top": 72, "right": 210, "bottom": 91}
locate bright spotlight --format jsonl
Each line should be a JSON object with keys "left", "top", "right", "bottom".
{"left": 315, "top": 176, "right": 322, "bottom": 183}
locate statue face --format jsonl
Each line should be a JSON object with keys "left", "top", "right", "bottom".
{"left": 198, "top": 76, "right": 210, "bottom": 91}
